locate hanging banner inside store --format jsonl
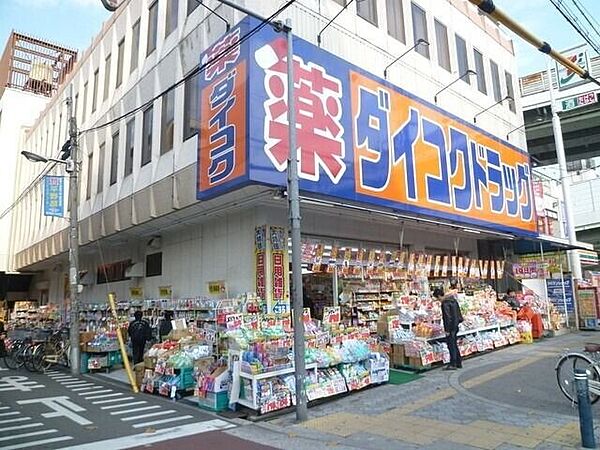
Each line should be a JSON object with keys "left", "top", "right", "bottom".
{"left": 512, "top": 262, "right": 548, "bottom": 279}
{"left": 197, "top": 17, "right": 537, "bottom": 237}
{"left": 270, "top": 226, "right": 288, "bottom": 314}
{"left": 43, "top": 175, "right": 64, "bottom": 217}
{"left": 546, "top": 278, "right": 574, "bottom": 312}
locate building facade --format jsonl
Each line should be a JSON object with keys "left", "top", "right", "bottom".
{"left": 8, "top": 0, "right": 525, "bottom": 312}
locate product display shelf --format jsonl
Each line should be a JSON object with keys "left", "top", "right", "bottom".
{"left": 351, "top": 291, "right": 400, "bottom": 333}
{"left": 237, "top": 363, "right": 318, "bottom": 411}
{"left": 418, "top": 322, "right": 517, "bottom": 342}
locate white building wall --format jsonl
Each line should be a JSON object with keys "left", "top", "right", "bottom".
{"left": 0, "top": 89, "right": 50, "bottom": 271}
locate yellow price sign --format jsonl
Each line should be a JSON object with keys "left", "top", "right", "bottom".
{"left": 129, "top": 287, "right": 143, "bottom": 299}
{"left": 159, "top": 286, "right": 172, "bottom": 298}
{"left": 207, "top": 280, "right": 226, "bottom": 295}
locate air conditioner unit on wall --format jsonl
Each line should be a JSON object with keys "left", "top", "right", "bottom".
{"left": 125, "top": 262, "right": 144, "bottom": 278}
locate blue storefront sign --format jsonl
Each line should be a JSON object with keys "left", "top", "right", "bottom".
{"left": 546, "top": 278, "right": 574, "bottom": 312}
{"left": 196, "top": 17, "right": 538, "bottom": 238}
{"left": 43, "top": 175, "right": 64, "bottom": 217}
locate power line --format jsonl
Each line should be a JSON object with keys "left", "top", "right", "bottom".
{"left": 571, "top": 0, "right": 600, "bottom": 46}
{"left": 2, "top": 1, "right": 297, "bottom": 221}
{"left": 548, "top": 0, "right": 600, "bottom": 55}
{"left": 79, "top": 0, "right": 297, "bottom": 135}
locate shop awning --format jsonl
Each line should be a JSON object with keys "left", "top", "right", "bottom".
{"left": 513, "top": 235, "right": 594, "bottom": 255}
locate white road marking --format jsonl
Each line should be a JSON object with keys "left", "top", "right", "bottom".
{"left": 0, "top": 423, "right": 43, "bottom": 432}
{"left": 72, "top": 385, "right": 102, "bottom": 392}
{"left": 0, "top": 407, "right": 9, "bottom": 411}
{"left": 48, "top": 376, "right": 76, "bottom": 381}
{"left": 101, "top": 401, "right": 147, "bottom": 410}
{"left": 121, "top": 410, "right": 175, "bottom": 421}
{"left": 59, "top": 420, "right": 235, "bottom": 450}
{"left": 132, "top": 415, "right": 194, "bottom": 428}
{"left": 84, "top": 392, "right": 121, "bottom": 400}
{"left": 44, "top": 371, "right": 59, "bottom": 374}
{"left": 61, "top": 381, "right": 90, "bottom": 386}
{"left": 80, "top": 389, "right": 113, "bottom": 397}
{"left": 17, "top": 396, "right": 92, "bottom": 426}
{"left": 92, "top": 396, "right": 133, "bottom": 405}
{"left": 110, "top": 405, "right": 160, "bottom": 416}
{"left": 0, "top": 417, "right": 31, "bottom": 424}
{"left": 0, "top": 412, "right": 20, "bottom": 417}
{"left": 0, "top": 429, "right": 58, "bottom": 442}
{"left": 1, "top": 436, "right": 73, "bottom": 449}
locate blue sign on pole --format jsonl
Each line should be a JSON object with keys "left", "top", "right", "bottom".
{"left": 546, "top": 278, "right": 574, "bottom": 313}
{"left": 43, "top": 175, "right": 64, "bottom": 217}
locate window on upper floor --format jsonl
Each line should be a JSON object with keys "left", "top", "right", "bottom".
{"left": 411, "top": 3, "right": 429, "bottom": 59}
{"left": 146, "top": 252, "right": 162, "bottom": 277}
{"left": 86, "top": 152, "right": 93, "bottom": 200}
{"left": 505, "top": 70, "right": 516, "bottom": 112}
{"left": 474, "top": 49, "right": 487, "bottom": 95}
{"left": 187, "top": 0, "right": 200, "bottom": 15}
{"left": 142, "top": 105, "right": 153, "bottom": 166}
{"left": 131, "top": 20, "right": 140, "bottom": 73}
{"left": 147, "top": 1, "right": 159, "bottom": 56}
{"left": 92, "top": 69, "right": 99, "bottom": 113}
{"left": 97, "top": 142, "right": 105, "bottom": 194}
{"left": 125, "top": 118, "right": 135, "bottom": 176}
{"left": 455, "top": 34, "right": 470, "bottom": 84}
{"left": 82, "top": 82, "right": 88, "bottom": 121}
{"left": 166, "top": 0, "right": 179, "bottom": 36}
{"left": 357, "top": 0, "right": 378, "bottom": 26}
{"left": 386, "top": 0, "right": 405, "bottom": 43}
{"left": 161, "top": 89, "right": 175, "bottom": 154}
{"left": 434, "top": 19, "right": 450, "bottom": 72}
{"left": 183, "top": 71, "right": 200, "bottom": 140}
{"left": 110, "top": 130, "right": 119, "bottom": 186}
{"left": 116, "top": 38, "right": 125, "bottom": 87}
{"left": 490, "top": 60, "right": 502, "bottom": 102}
{"left": 104, "top": 54, "right": 111, "bottom": 101}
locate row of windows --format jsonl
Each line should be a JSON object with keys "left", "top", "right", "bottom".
{"left": 336, "top": 0, "right": 516, "bottom": 112}
{"left": 84, "top": 73, "right": 199, "bottom": 200}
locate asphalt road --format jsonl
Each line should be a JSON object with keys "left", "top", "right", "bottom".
{"left": 0, "top": 364, "right": 265, "bottom": 450}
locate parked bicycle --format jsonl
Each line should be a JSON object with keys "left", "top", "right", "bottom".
{"left": 32, "top": 328, "right": 71, "bottom": 372}
{"left": 3, "top": 336, "right": 37, "bottom": 371}
{"left": 3, "top": 328, "right": 70, "bottom": 373}
{"left": 556, "top": 343, "right": 600, "bottom": 404}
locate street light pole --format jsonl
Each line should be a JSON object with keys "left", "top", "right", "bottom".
{"left": 546, "top": 62, "right": 582, "bottom": 288}
{"left": 66, "top": 85, "right": 81, "bottom": 375}
{"left": 213, "top": 0, "right": 307, "bottom": 422}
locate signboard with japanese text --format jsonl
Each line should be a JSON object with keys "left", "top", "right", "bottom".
{"left": 197, "top": 18, "right": 537, "bottom": 237}
{"left": 547, "top": 278, "right": 574, "bottom": 313}
{"left": 556, "top": 47, "right": 590, "bottom": 90}
{"left": 43, "top": 176, "right": 64, "bottom": 217}
{"left": 129, "top": 287, "right": 143, "bottom": 299}
{"left": 255, "top": 226, "right": 267, "bottom": 302}
{"left": 561, "top": 91, "right": 597, "bottom": 112}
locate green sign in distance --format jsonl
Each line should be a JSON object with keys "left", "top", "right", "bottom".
{"left": 561, "top": 91, "right": 597, "bottom": 112}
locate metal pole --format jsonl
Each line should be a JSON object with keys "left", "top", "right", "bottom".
{"left": 540, "top": 242, "right": 553, "bottom": 330}
{"left": 66, "top": 85, "right": 80, "bottom": 375}
{"left": 546, "top": 62, "right": 582, "bottom": 283}
{"left": 286, "top": 18, "right": 308, "bottom": 423}
{"left": 574, "top": 369, "right": 596, "bottom": 448}
{"left": 559, "top": 263, "right": 569, "bottom": 327}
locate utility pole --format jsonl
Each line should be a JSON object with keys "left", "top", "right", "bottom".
{"left": 214, "top": 0, "right": 307, "bottom": 422}
{"left": 66, "top": 84, "right": 81, "bottom": 375}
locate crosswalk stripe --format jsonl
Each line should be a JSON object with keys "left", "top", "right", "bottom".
{"left": 132, "top": 415, "right": 193, "bottom": 428}
{"left": 44, "top": 371, "right": 59, "bottom": 374}
{"left": 0, "top": 407, "right": 9, "bottom": 411}
{"left": 49, "top": 376, "right": 76, "bottom": 380}
{"left": 0, "top": 417, "right": 31, "bottom": 425}
{"left": 1, "top": 435, "right": 73, "bottom": 449}
{"left": 72, "top": 385, "right": 102, "bottom": 392}
{"left": 92, "top": 396, "right": 133, "bottom": 405}
{"left": 0, "top": 423, "right": 43, "bottom": 432}
{"left": 0, "top": 412, "right": 20, "bottom": 417}
{"left": 62, "top": 381, "right": 90, "bottom": 386}
{"left": 81, "top": 389, "right": 113, "bottom": 397}
{"left": 85, "top": 393, "right": 122, "bottom": 400}
{"left": 110, "top": 406, "right": 160, "bottom": 416}
{"left": 0, "top": 429, "right": 58, "bottom": 442}
{"left": 101, "top": 401, "right": 147, "bottom": 410}
{"left": 121, "top": 410, "right": 175, "bottom": 421}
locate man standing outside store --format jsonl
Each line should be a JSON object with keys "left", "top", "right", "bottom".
{"left": 128, "top": 311, "right": 151, "bottom": 364}
{"left": 434, "top": 281, "right": 463, "bottom": 370}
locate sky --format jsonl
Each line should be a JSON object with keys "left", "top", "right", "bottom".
{"left": 0, "top": 0, "right": 599, "bottom": 76}
{"left": 495, "top": 0, "right": 600, "bottom": 75}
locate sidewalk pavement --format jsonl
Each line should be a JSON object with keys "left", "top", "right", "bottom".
{"left": 224, "top": 331, "right": 599, "bottom": 450}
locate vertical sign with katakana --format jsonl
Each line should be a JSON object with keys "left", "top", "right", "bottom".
{"left": 255, "top": 225, "right": 267, "bottom": 308}
{"left": 270, "top": 226, "right": 289, "bottom": 314}
{"left": 198, "top": 24, "right": 248, "bottom": 194}
{"left": 43, "top": 175, "right": 64, "bottom": 217}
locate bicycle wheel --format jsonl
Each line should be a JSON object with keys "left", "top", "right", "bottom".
{"left": 4, "top": 342, "right": 24, "bottom": 370}
{"left": 556, "top": 353, "right": 600, "bottom": 404}
{"left": 32, "top": 343, "right": 53, "bottom": 372}
{"left": 23, "top": 344, "right": 37, "bottom": 372}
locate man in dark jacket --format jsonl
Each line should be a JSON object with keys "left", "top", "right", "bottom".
{"left": 434, "top": 283, "right": 464, "bottom": 370}
{"left": 128, "top": 311, "right": 151, "bottom": 364}
{"left": 159, "top": 311, "right": 174, "bottom": 342}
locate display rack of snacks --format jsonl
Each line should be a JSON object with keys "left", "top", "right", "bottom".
{"left": 10, "top": 300, "right": 40, "bottom": 328}
{"left": 341, "top": 280, "right": 403, "bottom": 333}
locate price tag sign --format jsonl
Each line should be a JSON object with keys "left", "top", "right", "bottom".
{"left": 226, "top": 313, "right": 243, "bottom": 330}
{"left": 242, "top": 314, "right": 259, "bottom": 330}
{"left": 322, "top": 306, "right": 340, "bottom": 325}
{"left": 207, "top": 280, "right": 226, "bottom": 296}
{"left": 129, "top": 287, "right": 144, "bottom": 299}
{"left": 302, "top": 308, "right": 312, "bottom": 324}
{"left": 158, "top": 286, "right": 172, "bottom": 298}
